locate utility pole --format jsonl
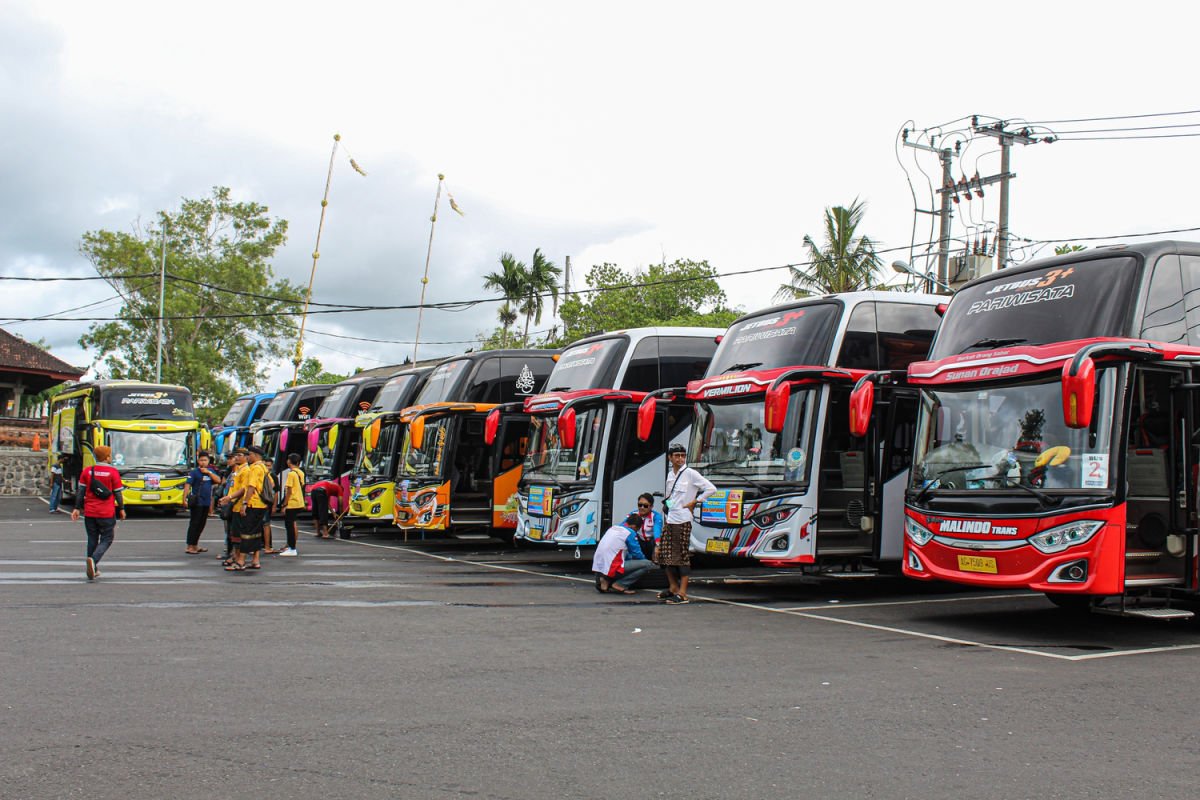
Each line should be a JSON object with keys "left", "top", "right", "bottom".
{"left": 156, "top": 219, "right": 167, "bottom": 383}
{"left": 903, "top": 131, "right": 956, "bottom": 287}
{"left": 972, "top": 118, "right": 1041, "bottom": 268}
{"left": 562, "top": 255, "right": 571, "bottom": 341}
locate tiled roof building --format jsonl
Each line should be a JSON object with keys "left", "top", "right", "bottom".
{"left": 0, "top": 328, "right": 85, "bottom": 417}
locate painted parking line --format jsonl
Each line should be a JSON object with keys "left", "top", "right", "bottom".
{"left": 342, "top": 536, "right": 1200, "bottom": 662}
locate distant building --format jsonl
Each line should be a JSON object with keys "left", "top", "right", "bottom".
{"left": 0, "top": 328, "right": 86, "bottom": 418}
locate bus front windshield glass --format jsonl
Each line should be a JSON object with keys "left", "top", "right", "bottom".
{"left": 414, "top": 360, "right": 471, "bottom": 406}
{"left": 314, "top": 385, "right": 354, "bottom": 419}
{"left": 707, "top": 303, "right": 840, "bottom": 375}
{"left": 303, "top": 425, "right": 337, "bottom": 480}
{"left": 911, "top": 374, "right": 1117, "bottom": 493}
{"left": 102, "top": 389, "right": 194, "bottom": 421}
{"left": 691, "top": 390, "right": 816, "bottom": 482}
{"left": 930, "top": 256, "right": 1138, "bottom": 358}
{"left": 260, "top": 391, "right": 298, "bottom": 422}
{"left": 373, "top": 375, "right": 419, "bottom": 412}
{"left": 356, "top": 420, "right": 402, "bottom": 479}
{"left": 220, "top": 398, "right": 251, "bottom": 428}
{"left": 108, "top": 431, "right": 190, "bottom": 471}
{"left": 523, "top": 409, "right": 605, "bottom": 484}
{"left": 543, "top": 339, "right": 627, "bottom": 392}
{"left": 401, "top": 417, "right": 452, "bottom": 480}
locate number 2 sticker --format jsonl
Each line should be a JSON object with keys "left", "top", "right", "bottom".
{"left": 1082, "top": 454, "right": 1108, "bottom": 488}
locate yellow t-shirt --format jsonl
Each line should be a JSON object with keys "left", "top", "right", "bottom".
{"left": 245, "top": 461, "right": 270, "bottom": 509}
{"left": 230, "top": 463, "right": 248, "bottom": 512}
{"left": 284, "top": 468, "right": 306, "bottom": 510}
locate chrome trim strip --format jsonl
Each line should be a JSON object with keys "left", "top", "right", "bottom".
{"left": 931, "top": 535, "right": 1026, "bottom": 551}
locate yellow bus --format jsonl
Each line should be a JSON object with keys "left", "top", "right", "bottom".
{"left": 49, "top": 380, "right": 208, "bottom": 510}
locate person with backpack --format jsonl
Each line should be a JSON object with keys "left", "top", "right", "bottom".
{"left": 276, "top": 452, "right": 306, "bottom": 556}
{"left": 70, "top": 445, "right": 125, "bottom": 581}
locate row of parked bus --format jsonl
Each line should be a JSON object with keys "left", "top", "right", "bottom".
{"left": 49, "top": 241, "right": 1200, "bottom": 617}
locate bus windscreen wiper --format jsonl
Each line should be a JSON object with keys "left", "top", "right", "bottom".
{"left": 723, "top": 362, "right": 762, "bottom": 372}
{"left": 696, "top": 458, "right": 741, "bottom": 473}
{"left": 963, "top": 337, "right": 1026, "bottom": 352}
{"left": 915, "top": 462, "right": 1061, "bottom": 508}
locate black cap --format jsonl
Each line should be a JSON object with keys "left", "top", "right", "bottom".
{"left": 623, "top": 512, "right": 643, "bottom": 529}
{"left": 668, "top": 443, "right": 687, "bottom": 455}
{"left": 247, "top": 445, "right": 265, "bottom": 456}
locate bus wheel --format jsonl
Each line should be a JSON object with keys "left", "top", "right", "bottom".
{"left": 1044, "top": 593, "right": 1099, "bottom": 614}
{"left": 160, "top": 506, "right": 178, "bottom": 516}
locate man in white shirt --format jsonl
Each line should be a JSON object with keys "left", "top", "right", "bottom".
{"left": 658, "top": 442, "right": 716, "bottom": 604}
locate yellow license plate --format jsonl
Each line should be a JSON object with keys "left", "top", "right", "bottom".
{"left": 706, "top": 539, "right": 731, "bottom": 554}
{"left": 957, "top": 555, "right": 997, "bottom": 573}
{"left": 141, "top": 493, "right": 161, "bottom": 501}
{"left": 527, "top": 526, "right": 543, "bottom": 540}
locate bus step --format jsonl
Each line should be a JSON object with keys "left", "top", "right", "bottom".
{"left": 1124, "top": 574, "right": 1184, "bottom": 588}
{"left": 450, "top": 533, "right": 492, "bottom": 540}
{"left": 1125, "top": 550, "right": 1164, "bottom": 560}
{"left": 1120, "top": 607, "right": 1195, "bottom": 620}
{"left": 815, "top": 546, "right": 873, "bottom": 556}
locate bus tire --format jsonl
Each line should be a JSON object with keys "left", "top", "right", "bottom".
{"left": 1044, "top": 593, "right": 1098, "bottom": 614}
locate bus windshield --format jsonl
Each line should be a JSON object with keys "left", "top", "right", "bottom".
{"left": 414, "top": 360, "right": 471, "bottom": 405}
{"left": 314, "top": 385, "right": 355, "bottom": 419}
{"left": 304, "top": 426, "right": 337, "bottom": 480}
{"left": 523, "top": 409, "right": 605, "bottom": 484}
{"left": 707, "top": 303, "right": 840, "bottom": 375}
{"left": 691, "top": 389, "right": 817, "bottom": 483}
{"left": 101, "top": 388, "right": 194, "bottom": 421}
{"left": 108, "top": 430, "right": 190, "bottom": 471}
{"left": 542, "top": 339, "right": 627, "bottom": 392}
{"left": 220, "top": 398, "right": 252, "bottom": 427}
{"left": 373, "top": 374, "right": 420, "bottom": 412}
{"left": 401, "top": 417, "right": 452, "bottom": 480}
{"left": 260, "top": 390, "right": 298, "bottom": 422}
{"left": 930, "top": 256, "right": 1138, "bottom": 358}
{"left": 356, "top": 420, "right": 402, "bottom": 479}
{"left": 911, "top": 373, "right": 1118, "bottom": 493}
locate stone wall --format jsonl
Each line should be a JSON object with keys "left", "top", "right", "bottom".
{"left": 0, "top": 448, "right": 49, "bottom": 496}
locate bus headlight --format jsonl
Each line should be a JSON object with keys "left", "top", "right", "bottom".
{"left": 558, "top": 501, "right": 585, "bottom": 518}
{"left": 1028, "top": 520, "right": 1103, "bottom": 554}
{"left": 905, "top": 517, "right": 934, "bottom": 546}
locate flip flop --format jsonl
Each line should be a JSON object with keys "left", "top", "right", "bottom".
{"left": 607, "top": 586, "right": 636, "bottom": 595}
{"left": 247, "top": 564, "right": 261, "bottom": 570}
{"left": 224, "top": 563, "right": 246, "bottom": 571}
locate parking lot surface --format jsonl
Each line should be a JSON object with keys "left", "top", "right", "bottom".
{"left": 3, "top": 497, "right": 1198, "bottom": 799}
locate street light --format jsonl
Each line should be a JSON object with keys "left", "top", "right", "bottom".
{"left": 892, "top": 260, "right": 952, "bottom": 294}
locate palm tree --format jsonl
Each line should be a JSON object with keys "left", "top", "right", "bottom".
{"left": 776, "top": 198, "right": 884, "bottom": 300}
{"left": 483, "top": 253, "right": 527, "bottom": 347}
{"left": 518, "top": 248, "right": 561, "bottom": 347}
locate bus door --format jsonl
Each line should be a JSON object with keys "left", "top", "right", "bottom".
{"left": 1125, "top": 366, "right": 1193, "bottom": 590}
{"left": 447, "top": 414, "right": 495, "bottom": 530}
{"left": 874, "top": 387, "right": 920, "bottom": 561}
{"left": 491, "top": 415, "right": 529, "bottom": 528}
{"left": 816, "top": 385, "right": 873, "bottom": 558}
{"left": 609, "top": 405, "right": 669, "bottom": 534}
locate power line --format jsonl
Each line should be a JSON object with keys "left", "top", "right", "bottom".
{"left": 1055, "top": 132, "right": 1200, "bottom": 141}
{"left": 1023, "top": 109, "right": 1200, "bottom": 125}
{"left": 0, "top": 273, "right": 157, "bottom": 282}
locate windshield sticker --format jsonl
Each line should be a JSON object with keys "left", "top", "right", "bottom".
{"left": 516, "top": 365, "right": 536, "bottom": 394}
{"left": 966, "top": 268, "right": 1079, "bottom": 316}
{"left": 559, "top": 342, "right": 607, "bottom": 369}
{"left": 700, "top": 489, "right": 744, "bottom": 525}
{"left": 1082, "top": 454, "right": 1109, "bottom": 488}
{"left": 786, "top": 448, "right": 805, "bottom": 471}
{"left": 528, "top": 485, "right": 554, "bottom": 516}
{"left": 120, "top": 392, "right": 177, "bottom": 406}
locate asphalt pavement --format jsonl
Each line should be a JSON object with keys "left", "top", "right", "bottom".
{"left": 2, "top": 496, "right": 1199, "bottom": 799}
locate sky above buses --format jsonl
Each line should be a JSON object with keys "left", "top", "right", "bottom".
{"left": 3, "top": 1, "right": 1198, "bottom": 391}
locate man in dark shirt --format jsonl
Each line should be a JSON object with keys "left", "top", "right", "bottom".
{"left": 182, "top": 451, "right": 222, "bottom": 554}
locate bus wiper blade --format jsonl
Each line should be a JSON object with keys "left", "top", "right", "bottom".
{"left": 997, "top": 476, "right": 1062, "bottom": 509}
{"left": 696, "top": 458, "right": 741, "bottom": 473}
{"left": 723, "top": 362, "right": 762, "bottom": 372}
{"left": 964, "top": 337, "right": 1026, "bottom": 352}
{"left": 914, "top": 463, "right": 996, "bottom": 503}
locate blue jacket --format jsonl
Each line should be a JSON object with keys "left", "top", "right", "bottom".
{"left": 634, "top": 509, "right": 663, "bottom": 546}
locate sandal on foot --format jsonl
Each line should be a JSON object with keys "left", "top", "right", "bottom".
{"left": 608, "top": 586, "right": 636, "bottom": 595}
{"left": 247, "top": 563, "right": 261, "bottom": 570}
{"left": 665, "top": 595, "right": 690, "bottom": 604}
{"left": 595, "top": 576, "right": 607, "bottom": 593}
{"left": 224, "top": 563, "right": 246, "bottom": 571}
{"left": 658, "top": 589, "right": 673, "bottom": 600}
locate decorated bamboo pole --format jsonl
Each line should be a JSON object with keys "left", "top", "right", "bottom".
{"left": 292, "top": 134, "right": 341, "bottom": 385}
{"left": 412, "top": 174, "right": 445, "bottom": 363}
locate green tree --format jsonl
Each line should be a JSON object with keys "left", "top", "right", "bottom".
{"left": 518, "top": 248, "right": 561, "bottom": 347}
{"left": 290, "top": 357, "right": 348, "bottom": 387}
{"left": 482, "top": 253, "right": 527, "bottom": 348}
{"left": 557, "top": 259, "right": 740, "bottom": 344}
{"left": 1054, "top": 244, "right": 1086, "bottom": 255}
{"left": 78, "top": 186, "right": 303, "bottom": 414}
{"left": 776, "top": 198, "right": 884, "bottom": 299}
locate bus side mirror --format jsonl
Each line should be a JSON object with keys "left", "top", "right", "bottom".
{"left": 410, "top": 416, "right": 426, "bottom": 450}
{"left": 328, "top": 425, "right": 338, "bottom": 450}
{"left": 92, "top": 428, "right": 104, "bottom": 447}
{"left": 307, "top": 427, "right": 320, "bottom": 454}
{"left": 366, "top": 418, "right": 381, "bottom": 451}
{"left": 278, "top": 428, "right": 288, "bottom": 451}
{"left": 214, "top": 431, "right": 226, "bottom": 453}
{"left": 200, "top": 429, "right": 213, "bottom": 451}
{"left": 558, "top": 407, "right": 577, "bottom": 450}
{"left": 1062, "top": 357, "right": 1095, "bottom": 429}
{"left": 484, "top": 408, "right": 500, "bottom": 445}
{"left": 764, "top": 384, "right": 789, "bottom": 434}
{"left": 636, "top": 397, "right": 656, "bottom": 441}
{"left": 849, "top": 382, "right": 875, "bottom": 438}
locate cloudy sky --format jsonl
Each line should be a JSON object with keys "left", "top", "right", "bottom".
{"left": 3, "top": 1, "right": 1198, "bottom": 392}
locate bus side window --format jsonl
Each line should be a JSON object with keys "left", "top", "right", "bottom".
{"left": 1179, "top": 255, "right": 1200, "bottom": 347}
{"left": 617, "top": 408, "right": 664, "bottom": 479}
{"left": 1141, "top": 255, "right": 1186, "bottom": 344}
{"left": 836, "top": 303, "right": 879, "bottom": 371}
{"left": 468, "top": 359, "right": 502, "bottom": 403}
{"left": 659, "top": 337, "right": 718, "bottom": 388}
{"left": 878, "top": 303, "right": 941, "bottom": 369}
{"left": 621, "top": 338, "right": 660, "bottom": 392}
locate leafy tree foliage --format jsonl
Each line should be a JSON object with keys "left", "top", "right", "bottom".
{"left": 776, "top": 198, "right": 884, "bottom": 299}
{"left": 290, "top": 357, "right": 349, "bottom": 387}
{"left": 482, "top": 253, "right": 527, "bottom": 348}
{"left": 556, "top": 259, "right": 740, "bottom": 345}
{"left": 78, "top": 187, "right": 303, "bottom": 414}
{"left": 482, "top": 248, "right": 562, "bottom": 347}
{"left": 1053, "top": 244, "right": 1086, "bottom": 255}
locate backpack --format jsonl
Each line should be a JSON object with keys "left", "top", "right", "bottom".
{"left": 258, "top": 469, "right": 276, "bottom": 505}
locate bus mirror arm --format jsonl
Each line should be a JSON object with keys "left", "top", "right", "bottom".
{"left": 484, "top": 401, "right": 527, "bottom": 446}
{"left": 846, "top": 370, "right": 905, "bottom": 439}
{"left": 764, "top": 369, "right": 856, "bottom": 435}
{"left": 1062, "top": 340, "right": 1163, "bottom": 429}
{"left": 635, "top": 387, "right": 685, "bottom": 442}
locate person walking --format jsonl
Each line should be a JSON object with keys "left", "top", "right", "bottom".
{"left": 659, "top": 443, "right": 716, "bottom": 604}
{"left": 182, "top": 451, "right": 222, "bottom": 554}
{"left": 592, "top": 512, "right": 655, "bottom": 594}
{"left": 48, "top": 454, "right": 67, "bottom": 514}
{"left": 276, "top": 453, "right": 305, "bottom": 556}
{"left": 70, "top": 445, "right": 125, "bottom": 581}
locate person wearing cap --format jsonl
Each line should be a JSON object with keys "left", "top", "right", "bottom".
{"left": 70, "top": 445, "right": 125, "bottom": 581}
{"left": 220, "top": 445, "right": 268, "bottom": 570}
{"left": 659, "top": 442, "right": 716, "bottom": 604}
{"left": 591, "top": 512, "right": 654, "bottom": 594}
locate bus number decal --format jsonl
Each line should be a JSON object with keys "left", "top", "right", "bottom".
{"left": 1082, "top": 454, "right": 1108, "bottom": 488}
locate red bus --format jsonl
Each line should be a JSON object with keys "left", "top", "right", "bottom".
{"left": 852, "top": 241, "right": 1200, "bottom": 617}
